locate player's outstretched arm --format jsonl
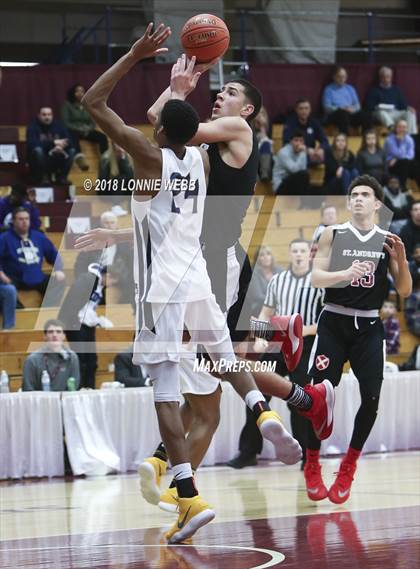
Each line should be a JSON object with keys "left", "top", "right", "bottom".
{"left": 82, "top": 23, "right": 170, "bottom": 155}
{"left": 74, "top": 228, "right": 134, "bottom": 251}
{"left": 384, "top": 233, "right": 412, "bottom": 298}
{"left": 311, "top": 226, "right": 371, "bottom": 288}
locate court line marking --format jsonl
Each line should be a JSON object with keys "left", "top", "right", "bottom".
{"left": 0, "top": 544, "right": 285, "bottom": 568}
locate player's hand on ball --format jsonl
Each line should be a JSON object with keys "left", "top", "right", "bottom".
{"left": 130, "top": 22, "right": 171, "bottom": 61}
{"left": 253, "top": 337, "right": 269, "bottom": 353}
{"left": 170, "top": 54, "right": 202, "bottom": 98}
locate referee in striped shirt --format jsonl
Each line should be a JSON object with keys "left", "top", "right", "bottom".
{"left": 254, "top": 238, "right": 324, "bottom": 466}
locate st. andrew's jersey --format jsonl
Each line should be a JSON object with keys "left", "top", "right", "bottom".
{"left": 324, "top": 221, "right": 390, "bottom": 310}
{"left": 131, "top": 147, "right": 212, "bottom": 304}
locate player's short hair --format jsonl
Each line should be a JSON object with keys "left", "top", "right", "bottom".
{"left": 160, "top": 100, "right": 199, "bottom": 145}
{"left": 348, "top": 175, "right": 384, "bottom": 202}
{"left": 230, "top": 79, "right": 262, "bottom": 121}
{"left": 43, "top": 319, "right": 65, "bottom": 333}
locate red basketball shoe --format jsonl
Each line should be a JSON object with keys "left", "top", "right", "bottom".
{"left": 328, "top": 459, "right": 357, "bottom": 504}
{"left": 298, "top": 380, "right": 335, "bottom": 440}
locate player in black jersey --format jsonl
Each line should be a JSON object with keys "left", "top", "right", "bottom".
{"left": 302, "top": 174, "right": 412, "bottom": 504}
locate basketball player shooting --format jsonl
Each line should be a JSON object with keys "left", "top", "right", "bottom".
{"left": 80, "top": 22, "right": 304, "bottom": 543}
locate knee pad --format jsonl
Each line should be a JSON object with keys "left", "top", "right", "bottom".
{"left": 144, "top": 361, "right": 181, "bottom": 403}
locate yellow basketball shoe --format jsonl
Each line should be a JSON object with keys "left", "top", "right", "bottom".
{"left": 138, "top": 457, "right": 167, "bottom": 505}
{"left": 257, "top": 410, "right": 302, "bottom": 465}
{"left": 158, "top": 486, "right": 179, "bottom": 513}
{"left": 165, "top": 495, "right": 215, "bottom": 544}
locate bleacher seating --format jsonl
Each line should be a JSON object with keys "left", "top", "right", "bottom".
{"left": 0, "top": 124, "right": 418, "bottom": 391}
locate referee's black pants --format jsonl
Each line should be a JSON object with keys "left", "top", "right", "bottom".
{"left": 237, "top": 336, "right": 314, "bottom": 459}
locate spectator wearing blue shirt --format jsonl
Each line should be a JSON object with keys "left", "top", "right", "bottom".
{"left": 283, "top": 99, "right": 329, "bottom": 166}
{"left": 322, "top": 67, "right": 373, "bottom": 134}
{"left": 365, "top": 66, "right": 418, "bottom": 135}
{"left": 384, "top": 119, "right": 420, "bottom": 187}
{"left": 0, "top": 183, "right": 41, "bottom": 230}
{"left": 0, "top": 207, "right": 66, "bottom": 307}
{"left": 27, "top": 107, "right": 76, "bottom": 185}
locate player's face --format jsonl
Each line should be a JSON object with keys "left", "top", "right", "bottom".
{"left": 211, "top": 82, "right": 253, "bottom": 120}
{"left": 348, "top": 186, "right": 379, "bottom": 218}
{"left": 289, "top": 243, "right": 310, "bottom": 270}
{"left": 44, "top": 326, "right": 65, "bottom": 351}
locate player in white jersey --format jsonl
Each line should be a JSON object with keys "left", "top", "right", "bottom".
{"left": 80, "top": 23, "right": 302, "bottom": 544}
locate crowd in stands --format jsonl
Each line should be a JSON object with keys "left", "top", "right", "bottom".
{"left": 0, "top": 65, "right": 419, "bottom": 392}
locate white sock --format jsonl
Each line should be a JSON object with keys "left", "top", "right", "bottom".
{"left": 245, "top": 389, "right": 266, "bottom": 410}
{"left": 172, "top": 462, "right": 193, "bottom": 481}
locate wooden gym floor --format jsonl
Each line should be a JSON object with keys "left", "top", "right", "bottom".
{"left": 1, "top": 451, "right": 419, "bottom": 568}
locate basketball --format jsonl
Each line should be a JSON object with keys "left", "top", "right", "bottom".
{"left": 181, "top": 14, "right": 230, "bottom": 63}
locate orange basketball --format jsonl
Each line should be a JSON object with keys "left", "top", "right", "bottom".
{"left": 181, "top": 14, "right": 230, "bottom": 63}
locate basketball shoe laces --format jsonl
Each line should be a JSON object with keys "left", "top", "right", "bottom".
{"left": 334, "top": 461, "right": 356, "bottom": 489}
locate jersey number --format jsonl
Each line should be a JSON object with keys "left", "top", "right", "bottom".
{"left": 350, "top": 260, "right": 376, "bottom": 288}
{"left": 170, "top": 173, "right": 199, "bottom": 214}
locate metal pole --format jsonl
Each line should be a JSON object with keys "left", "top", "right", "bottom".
{"left": 367, "top": 11, "right": 374, "bottom": 64}
{"left": 239, "top": 10, "right": 247, "bottom": 64}
{"left": 105, "top": 6, "right": 112, "bottom": 64}
{"left": 217, "top": 59, "right": 224, "bottom": 91}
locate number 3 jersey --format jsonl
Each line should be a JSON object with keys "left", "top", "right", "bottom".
{"left": 324, "top": 221, "right": 390, "bottom": 310}
{"left": 131, "top": 146, "right": 212, "bottom": 304}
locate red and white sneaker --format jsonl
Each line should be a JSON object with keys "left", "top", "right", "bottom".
{"left": 298, "top": 380, "right": 335, "bottom": 440}
{"left": 271, "top": 314, "right": 303, "bottom": 372}
{"left": 304, "top": 460, "right": 329, "bottom": 501}
{"left": 328, "top": 460, "right": 357, "bottom": 504}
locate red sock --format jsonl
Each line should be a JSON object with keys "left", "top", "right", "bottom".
{"left": 345, "top": 447, "right": 361, "bottom": 464}
{"left": 306, "top": 449, "right": 320, "bottom": 463}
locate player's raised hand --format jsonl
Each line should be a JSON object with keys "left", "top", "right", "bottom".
{"left": 384, "top": 233, "right": 407, "bottom": 264}
{"left": 130, "top": 23, "right": 171, "bottom": 62}
{"left": 74, "top": 228, "right": 116, "bottom": 251}
{"left": 170, "top": 54, "right": 202, "bottom": 99}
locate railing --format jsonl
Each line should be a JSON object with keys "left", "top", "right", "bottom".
{"left": 56, "top": 6, "right": 420, "bottom": 66}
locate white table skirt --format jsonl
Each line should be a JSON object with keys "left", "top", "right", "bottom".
{"left": 1, "top": 371, "right": 419, "bottom": 478}
{"left": 0, "top": 392, "right": 64, "bottom": 479}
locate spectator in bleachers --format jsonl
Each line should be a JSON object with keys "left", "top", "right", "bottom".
{"left": 312, "top": 204, "right": 337, "bottom": 245}
{"left": 0, "top": 282, "right": 16, "bottom": 329}
{"left": 272, "top": 129, "right": 309, "bottom": 195}
{"left": 324, "top": 133, "right": 359, "bottom": 194}
{"left": 382, "top": 175, "right": 414, "bottom": 233}
{"left": 253, "top": 107, "right": 273, "bottom": 182}
{"left": 0, "top": 207, "right": 65, "bottom": 307}
{"left": 356, "top": 129, "right": 388, "bottom": 183}
{"left": 74, "top": 211, "right": 134, "bottom": 304}
{"left": 322, "top": 66, "right": 373, "bottom": 134}
{"left": 247, "top": 246, "right": 282, "bottom": 318}
{"left": 283, "top": 99, "right": 328, "bottom": 166}
{"left": 399, "top": 201, "right": 420, "bottom": 261}
{"left": 98, "top": 142, "right": 134, "bottom": 199}
{"left": 114, "top": 347, "right": 147, "bottom": 387}
{"left": 404, "top": 277, "right": 420, "bottom": 337}
{"left": 26, "top": 107, "right": 75, "bottom": 185}
{"left": 381, "top": 300, "right": 400, "bottom": 355}
{"left": 365, "top": 66, "right": 417, "bottom": 134}
{"left": 399, "top": 345, "right": 420, "bottom": 371}
{"left": 384, "top": 119, "right": 420, "bottom": 187}
{"left": 408, "top": 244, "right": 420, "bottom": 286}
{"left": 22, "top": 319, "right": 80, "bottom": 391}
{"left": 62, "top": 84, "right": 108, "bottom": 170}
{"left": 59, "top": 263, "right": 114, "bottom": 389}
{"left": 0, "top": 183, "right": 41, "bottom": 230}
